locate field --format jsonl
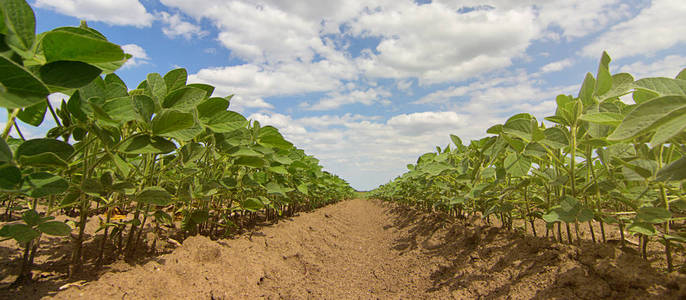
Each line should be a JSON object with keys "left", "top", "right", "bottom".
{"left": 2, "top": 1, "right": 686, "bottom": 299}
{"left": 1, "top": 199, "right": 684, "bottom": 299}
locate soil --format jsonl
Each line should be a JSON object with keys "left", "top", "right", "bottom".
{"left": 2, "top": 199, "right": 686, "bottom": 299}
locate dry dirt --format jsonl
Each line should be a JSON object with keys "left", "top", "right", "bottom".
{"left": 3, "top": 199, "right": 686, "bottom": 299}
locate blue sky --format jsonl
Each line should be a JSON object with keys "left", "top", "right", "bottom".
{"left": 4, "top": 0, "right": 686, "bottom": 190}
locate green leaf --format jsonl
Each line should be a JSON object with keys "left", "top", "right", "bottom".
{"left": 197, "top": 97, "right": 230, "bottom": 121}
{"left": 153, "top": 210, "right": 173, "bottom": 225}
{"left": 102, "top": 96, "right": 137, "bottom": 123}
{"left": 37, "top": 221, "right": 71, "bottom": 236}
{"left": 503, "top": 153, "right": 530, "bottom": 177}
{"left": 1, "top": 224, "right": 39, "bottom": 243}
{"left": 162, "top": 86, "right": 207, "bottom": 110}
{"left": 22, "top": 172, "right": 68, "bottom": 198}
{"left": 0, "top": 138, "right": 12, "bottom": 163}
{"left": 578, "top": 73, "right": 595, "bottom": 106}
{"left": 163, "top": 68, "right": 187, "bottom": 92}
{"left": 152, "top": 109, "right": 195, "bottom": 137}
{"left": 0, "top": 164, "right": 21, "bottom": 190}
{"left": 132, "top": 94, "right": 154, "bottom": 123}
{"left": 579, "top": 112, "right": 623, "bottom": 126}
{"left": 656, "top": 157, "right": 686, "bottom": 182}
{"left": 607, "top": 95, "right": 686, "bottom": 141}
{"left": 234, "top": 156, "right": 264, "bottom": 168}
{"left": 636, "top": 207, "right": 671, "bottom": 224}
{"left": 22, "top": 209, "right": 40, "bottom": 226}
{"left": 17, "top": 101, "right": 47, "bottom": 126}
{"left": 187, "top": 83, "right": 214, "bottom": 98}
{"left": 627, "top": 222, "right": 656, "bottom": 236}
{"left": 204, "top": 110, "right": 246, "bottom": 133}
{"left": 268, "top": 165, "right": 288, "bottom": 175}
{"left": 136, "top": 187, "right": 172, "bottom": 206}
{"left": 422, "top": 162, "right": 451, "bottom": 177}
{"left": 241, "top": 197, "right": 264, "bottom": 212}
{"left": 40, "top": 61, "right": 102, "bottom": 89}
{"left": 649, "top": 112, "right": 686, "bottom": 145}
{"left": 594, "top": 51, "right": 612, "bottom": 97}
{"left": 118, "top": 135, "right": 176, "bottom": 154}
{"left": 18, "top": 152, "right": 68, "bottom": 168}
{"left": 104, "top": 73, "right": 128, "bottom": 98}
{"left": 633, "top": 77, "right": 686, "bottom": 97}
{"left": 190, "top": 209, "right": 209, "bottom": 223}
{"left": 42, "top": 30, "right": 125, "bottom": 63}
{"left": 146, "top": 73, "right": 166, "bottom": 109}
{"left": 266, "top": 182, "right": 286, "bottom": 196}
{"left": 1, "top": 0, "right": 35, "bottom": 52}
{"left": 450, "top": 134, "right": 462, "bottom": 147}
{"left": 0, "top": 55, "right": 50, "bottom": 108}
{"left": 15, "top": 138, "right": 74, "bottom": 161}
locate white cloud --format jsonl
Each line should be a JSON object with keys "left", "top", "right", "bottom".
{"left": 34, "top": 0, "right": 154, "bottom": 27}
{"left": 618, "top": 55, "right": 686, "bottom": 79}
{"left": 156, "top": 11, "right": 208, "bottom": 40}
{"left": 121, "top": 44, "right": 150, "bottom": 68}
{"left": 302, "top": 87, "right": 391, "bottom": 111}
{"left": 352, "top": 2, "right": 539, "bottom": 84}
{"left": 229, "top": 96, "right": 274, "bottom": 113}
{"left": 538, "top": 58, "right": 574, "bottom": 74}
{"left": 582, "top": 0, "right": 686, "bottom": 59}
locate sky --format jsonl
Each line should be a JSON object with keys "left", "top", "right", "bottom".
{"left": 3, "top": 0, "right": 686, "bottom": 190}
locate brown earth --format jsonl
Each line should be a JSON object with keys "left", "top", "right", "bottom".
{"left": 3, "top": 199, "right": 686, "bottom": 299}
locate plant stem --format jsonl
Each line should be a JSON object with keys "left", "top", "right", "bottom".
{"left": 1, "top": 108, "right": 21, "bottom": 140}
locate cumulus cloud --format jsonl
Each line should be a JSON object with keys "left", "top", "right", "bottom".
{"left": 538, "top": 58, "right": 574, "bottom": 74}
{"left": 302, "top": 87, "right": 391, "bottom": 111}
{"left": 34, "top": 0, "right": 154, "bottom": 27}
{"left": 582, "top": 0, "right": 686, "bottom": 59}
{"left": 618, "top": 55, "right": 686, "bottom": 79}
{"left": 121, "top": 44, "right": 150, "bottom": 68}
{"left": 157, "top": 11, "right": 208, "bottom": 40}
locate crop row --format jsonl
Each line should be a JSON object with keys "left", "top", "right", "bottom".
{"left": 0, "top": 0, "right": 354, "bottom": 285}
{"left": 371, "top": 52, "right": 686, "bottom": 272}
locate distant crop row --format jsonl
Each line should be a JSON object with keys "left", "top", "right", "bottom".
{"left": 0, "top": 0, "right": 353, "bottom": 285}
{"left": 371, "top": 52, "right": 686, "bottom": 272}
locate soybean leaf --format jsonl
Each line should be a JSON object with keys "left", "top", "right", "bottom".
{"left": 136, "top": 187, "right": 172, "bottom": 206}
{"left": 40, "top": 61, "right": 102, "bottom": 89}
{"left": 118, "top": 135, "right": 176, "bottom": 154}
{"left": 163, "top": 68, "right": 187, "bottom": 92}
{"left": 607, "top": 95, "right": 686, "bottom": 141}
{"left": 637, "top": 207, "right": 671, "bottom": 224}
{"left": 241, "top": 198, "right": 264, "bottom": 212}
{"left": 22, "top": 172, "right": 68, "bottom": 198}
{"left": 146, "top": 73, "right": 166, "bottom": 108}
{"left": 42, "top": 30, "right": 125, "bottom": 63}
{"left": 627, "top": 222, "right": 656, "bottom": 236}
{"left": 197, "top": 97, "right": 229, "bottom": 121}
{"left": 1, "top": 0, "right": 35, "bottom": 52}
{"left": 21, "top": 209, "right": 40, "bottom": 226}
{"left": 579, "top": 112, "right": 623, "bottom": 126}
{"left": 17, "top": 101, "right": 46, "bottom": 126}
{"left": 0, "top": 138, "right": 12, "bottom": 162}
{"left": 102, "top": 96, "right": 137, "bottom": 123}
{"left": 132, "top": 94, "right": 154, "bottom": 123}
{"left": 656, "top": 157, "right": 686, "bottom": 182}
{"left": 649, "top": 113, "right": 686, "bottom": 145}
{"left": 187, "top": 83, "right": 214, "bottom": 98}
{"left": 15, "top": 138, "right": 74, "bottom": 161}
{"left": 204, "top": 110, "right": 246, "bottom": 133}
{"left": 2, "top": 223, "right": 39, "bottom": 243}
{"left": 234, "top": 156, "right": 264, "bottom": 168}
{"left": 504, "top": 153, "right": 530, "bottom": 177}
{"left": 37, "top": 221, "right": 71, "bottom": 236}
{"left": 633, "top": 77, "right": 686, "bottom": 96}
{"left": 18, "top": 152, "right": 68, "bottom": 169}
{"left": 162, "top": 86, "right": 206, "bottom": 110}
{"left": 0, "top": 164, "right": 21, "bottom": 190}
{"left": 0, "top": 55, "right": 50, "bottom": 108}
{"left": 152, "top": 109, "right": 195, "bottom": 137}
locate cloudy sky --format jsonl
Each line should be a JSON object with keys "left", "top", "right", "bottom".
{"left": 6, "top": 0, "right": 686, "bottom": 190}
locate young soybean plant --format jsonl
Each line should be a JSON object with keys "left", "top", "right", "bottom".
{"left": 371, "top": 52, "right": 686, "bottom": 272}
{"left": 0, "top": 0, "right": 129, "bottom": 284}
